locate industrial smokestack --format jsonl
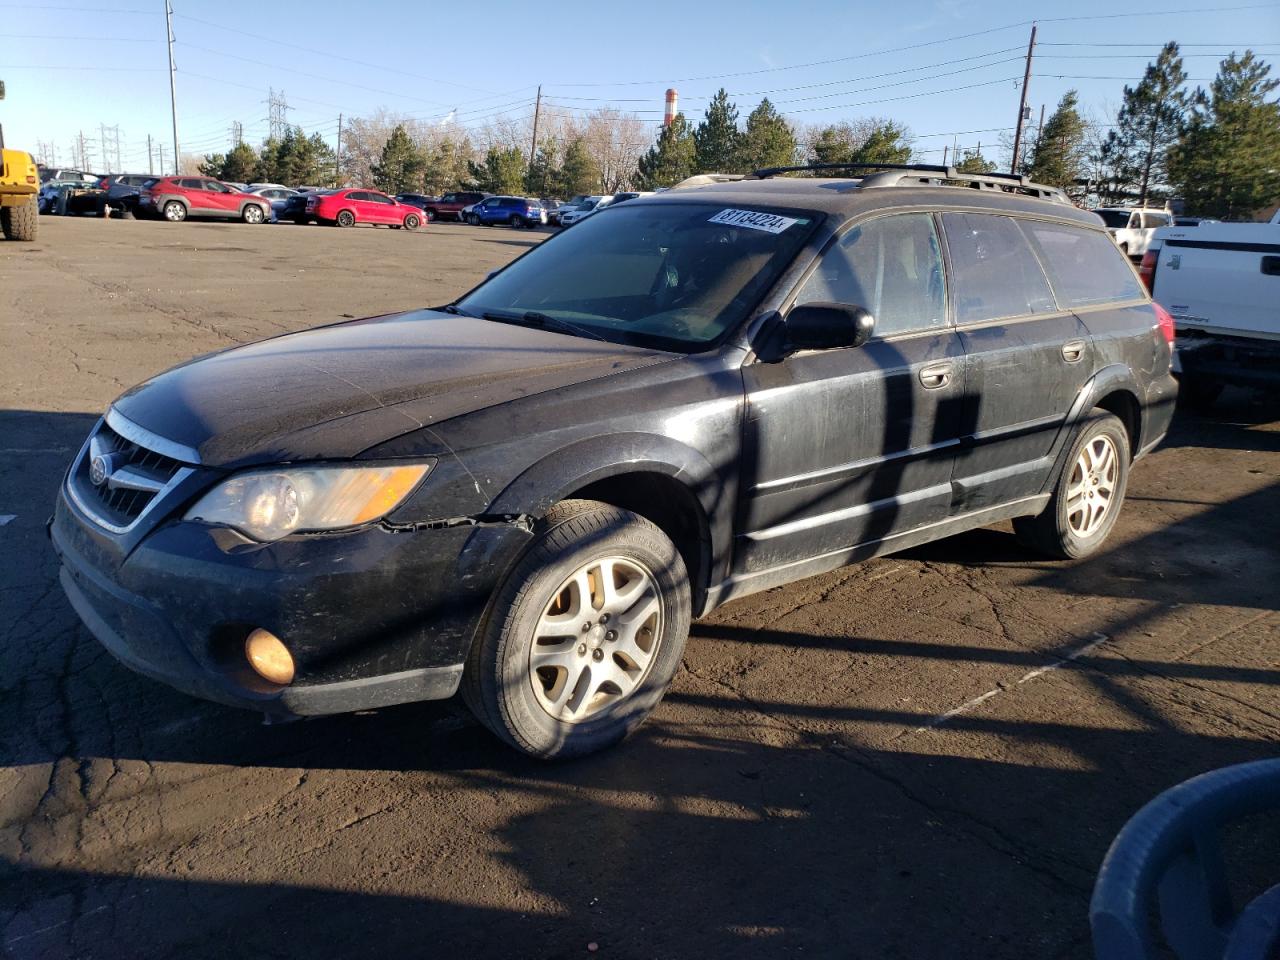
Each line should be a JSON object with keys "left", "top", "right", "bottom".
{"left": 664, "top": 88, "right": 678, "bottom": 127}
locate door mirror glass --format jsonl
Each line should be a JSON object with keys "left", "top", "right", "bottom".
{"left": 784, "top": 302, "right": 874, "bottom": 352}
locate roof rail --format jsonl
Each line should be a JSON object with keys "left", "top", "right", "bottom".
{"left": 748, "top": 162, "right": 1069, "bottom": 203}
{"left": 669, "top": 173, "right": 747, "bottom": 190}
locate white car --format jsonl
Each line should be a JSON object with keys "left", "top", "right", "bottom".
{"left": 558, "top": 195, "right": 611, "bottom": 226}
{"left": 1092, "top": 207, "right": 1174, "bottom": 259}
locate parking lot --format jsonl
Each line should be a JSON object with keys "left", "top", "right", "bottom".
{"left": 2, "top": 216, "right": 1277, "bottom": 959}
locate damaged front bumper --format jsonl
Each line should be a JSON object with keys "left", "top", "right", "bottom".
{"left": 51, "top": 487, "right": 531, "bottom": 717}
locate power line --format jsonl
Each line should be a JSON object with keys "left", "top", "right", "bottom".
{"left": 0, "top": 32, "right": 159, "bottom": 40}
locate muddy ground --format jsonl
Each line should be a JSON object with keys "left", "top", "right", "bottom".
{"left": 2, "top": 216, "right": 1277, "bottom": 960}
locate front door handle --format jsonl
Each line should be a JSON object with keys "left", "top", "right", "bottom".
{"left": 1061, "top": 338, "right": 1087, "bottom": 363}
{"left": 919, "top": 362, "right": 954, "bottom": 389}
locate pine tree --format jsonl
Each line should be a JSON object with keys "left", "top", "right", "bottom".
{"left": 849, "top": 120, "right": 912, "bottom": 165}
{"left": 736, "top": 99, "right": 797, "bottom": 173}
{"left": 221, "top": 142, "right": 261, "bottom": 183}
{"left": 470, "top": 146, "right": 527, "bottom": 195}
{"left": 422, "top": 138, "right": 471, "bottom": 195}
{"left": 809, "top": 126, "right": 856, "bottom": 166}
{"left": 954, "top": 146, "right": 996, "bottom": 174}
{"left": 1025, "top": 90, "right": 1088, "bottom": 190}
{"left": 634, "top": 114, "right": 697, "bottom": 189}
{"left": 257, "top": 127, "right": 335, "bottom": 186}
{"left": 694, "top": 89, "right": 742, "bottom": 173}
{"left": 371, "top": 125, "right": 425, "bottom": 194}
{"left": 523, "top": 141, "right": 558, "bottom": 197}
{"left": 1100, "top": 42, "right": 1188, "bottom": 206}
{"left": 554, "top": 138, "right": 601, "bottom": 196}
{"left": 1169, "top": 51, "right": 1280, "bottom": 219}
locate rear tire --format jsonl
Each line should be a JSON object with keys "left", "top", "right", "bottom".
{"left": 336, "top": 210, "right": 355, "bottom": 228}
{"left": 1, "top": 196, "right": 38, "bottom": 241}
{"left": 463, "top": 499, "right": 690, "bottom": 759}
{"left": 510, "top": 214, "right": 525, "bottom": 229}
{"left": 1013, "top": 409, "right": 1130, "bottom": 560}
{"left": 162, "top": 200, "right": 187, "bottom": 222}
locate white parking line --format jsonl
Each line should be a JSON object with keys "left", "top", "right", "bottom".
{"left": 911, "top": 632, "right": 1111, "bottom": 735}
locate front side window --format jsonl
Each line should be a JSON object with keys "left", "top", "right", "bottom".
{"left": 1019, "top": 220, "right": 1146, "bottom": 308}
{"left": 456, "top": 201, "right": 821, "bottom": 352}
{"left": 941, "top": 213, "right": 1057, "bottom": 324}
{"left": 794, "top": 213, "right": 946, "bottom": 338}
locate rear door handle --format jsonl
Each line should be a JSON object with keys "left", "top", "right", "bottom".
{"left": 1061, "top": 339, "right": 1086, "bottom": 363}
{"left": 918, "top": 362, "right": 954, "bottom": 389}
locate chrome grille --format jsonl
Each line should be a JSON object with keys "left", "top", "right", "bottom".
{"left": 67, "top": 411, "right": 199, "bottom": 534}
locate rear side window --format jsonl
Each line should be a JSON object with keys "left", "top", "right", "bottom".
{"left": 796, "top": 213, "right": 946, "bottom": 338}
{"left": 941, "top": 213, "right": 1057, "bottom": 324}
{"left": 1018, "top": 220, "right": 1145, "bottom": 308}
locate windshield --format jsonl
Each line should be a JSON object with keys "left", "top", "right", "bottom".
{"left": 1094, "top": 210, "right": 1133, "bottom": 229}
{"left": 456, "top": 201, "right": 821, "bottom": 353}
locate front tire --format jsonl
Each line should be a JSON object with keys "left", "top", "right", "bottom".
{"left": 1, "top": 196, "right": 39, "bottom": 241}
{"left": 1014, "top": 409, "right": 1130, "bottom": 559}
{"left": 463, "top": 499, "right": 690, "bottom": 759}
{"left": 241, "top": 203, "right": 266, "bottom": 224}
{"left": 467, "top": 213, "right": 480, "bottom": 226}
{"left": 403, "top": 213, "right": 421, "bottom": 231}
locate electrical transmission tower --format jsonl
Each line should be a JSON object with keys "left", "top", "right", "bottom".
{"left": 266, "top": 89, "right": 290, "bottom": 140}
{"left": 99, "top": 124, "right": 121, "bottom": 173}
{"left": 75, "top": 131, "right": 95, "bottom": 172}
{"left": 230, "top": 121, "right": 244, "bottom": 147}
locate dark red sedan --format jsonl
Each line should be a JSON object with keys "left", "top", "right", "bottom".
{"left": 305, "top": 189, "right": 425, "bottom": 230}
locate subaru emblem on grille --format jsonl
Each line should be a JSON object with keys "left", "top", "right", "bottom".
{"left": 90, "top": 454, "right": 113, "bottom": 486}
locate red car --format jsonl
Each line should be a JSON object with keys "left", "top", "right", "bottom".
{"left": 305, "top": 189, "right": 425, "bottom": 230}
{"left": 137, "top": 176, "right": 271, "bottom": 223}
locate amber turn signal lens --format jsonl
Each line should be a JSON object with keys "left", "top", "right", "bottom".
{"left": 245, "top": 628, "right": 295, "bottom": 685}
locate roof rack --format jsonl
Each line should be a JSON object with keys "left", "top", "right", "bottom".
{"left": 748, "top": 162, "right": 1069, "bottom": 203}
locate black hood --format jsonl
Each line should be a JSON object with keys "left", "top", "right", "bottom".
{"left": 112, "top": 309, "right": 669, "bottom": 467}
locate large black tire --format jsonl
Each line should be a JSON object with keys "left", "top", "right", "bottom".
{"left": 1, "top": 196, "right": 38, "bottom": 241}
{"left": 1014, "top": 409, "right": 1130, "bottom": 559}
{"left": 463, "top": 499, "right": 690, "bottom": 759}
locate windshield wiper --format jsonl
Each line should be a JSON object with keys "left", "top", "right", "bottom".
{"left": 481, "top": 310, "right": 607, "bottom": 342}
{"left": 440, "top": 303, "right": 474, "bottom": 317}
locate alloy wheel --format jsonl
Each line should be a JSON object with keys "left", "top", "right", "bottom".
{"left": 528, "top": 556, "right": 662, "bottom": 723}
{"left": 1066, "top": 434, "right": 1118, "bottom": 537}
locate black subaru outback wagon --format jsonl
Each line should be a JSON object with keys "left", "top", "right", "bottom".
{"left": 52, "top": 164, "right": 1177, "bottom": 757}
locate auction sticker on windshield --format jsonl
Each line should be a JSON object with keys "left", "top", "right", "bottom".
{"left": 708, "top": 208, "right": 801, "bottom": 234}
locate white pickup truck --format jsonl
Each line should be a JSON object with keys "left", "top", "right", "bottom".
{"left": 1144, "top": 211, "right": 1280, "bottom": 406}
{"left": 1093, "top": 207, "right": 1175, "bottom": 259}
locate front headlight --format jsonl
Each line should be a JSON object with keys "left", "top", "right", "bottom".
{"left": 185, "top": 462, "right": 433, "bottom": 542}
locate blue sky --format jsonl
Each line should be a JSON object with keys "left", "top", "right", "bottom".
{"left": 5, "top": 0, "right": 1278, "bottom": 172}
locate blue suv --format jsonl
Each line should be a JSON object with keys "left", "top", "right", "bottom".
{"left": 465, "top": 196, "right": 545, "bottom": 229}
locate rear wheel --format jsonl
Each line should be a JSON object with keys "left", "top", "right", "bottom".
{"left": 241, "top": 203, "right": 266, "bottom": 224}
{"left": 463, "top": 499, "right": 690, "bottom": 758}
{"left": 1014, "top": 409, "right": 1130, "bottom": 559}
{"left": 1, "top": 196, "right": 38, "bottom": 241}
{"left": 403, "top": 213, "right": 421, "bottom": 231}
{"left": 510, "top": 214, "right": 525, "bottom": 229}
{"left": 336, "top": 210, "right": 355, "bottom": 228}
{"left": 163, "top": 200, "right": 187, "bottom": 222}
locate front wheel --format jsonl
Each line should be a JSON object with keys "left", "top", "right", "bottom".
{"left": 336, "top": 210, "right": 355, "bottom": 228}
{"left": 241, "top": 204, "right": 266, "bottom": 224}
{"left": 466, "top": 213, "right": 480, "bottom": 226}
{"left": 1014, "top": 409, "right": 1130, "bottom": 559}
{"left": 403, "top": 213, "right": 421, "bottom": 231}
{"left": 463, "top": 500, "right": 690, "bottom": 759}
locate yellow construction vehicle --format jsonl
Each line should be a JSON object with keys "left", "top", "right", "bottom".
{"left": 0, "top": 80, "right": 39, "bottom": 241}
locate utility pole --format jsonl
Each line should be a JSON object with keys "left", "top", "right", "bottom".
{"left": 528, "top": 85, "right": 542, "bottom": 169}
{"left": 158, "top": 142, "right": 165, "bottom": 176}
{"left": 1036, "top": 103, "right": 1046, "bottom": 155}
{"left": 1010, "top": 22, "right": 1037, "bottom": 175}
{"left": 147, "top": 134, "right": 154, "bottom": 174}
{"left": 942, "top": 144, "right": 949, "bottom": 165}
{"left": 335, "top": 113, "right": 343, "bottom": 183}
{"left": 165, "top": 0, "right": 180, "bottom": 174}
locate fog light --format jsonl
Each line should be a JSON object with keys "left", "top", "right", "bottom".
{"left": 245, "top": 628, "right": 295, "bottom": 685}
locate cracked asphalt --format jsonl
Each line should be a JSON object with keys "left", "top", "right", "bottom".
{"left": 2, "top": 217, "right": 1278, "bottom": 960}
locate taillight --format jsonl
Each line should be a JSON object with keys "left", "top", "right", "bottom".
{"left": 1153, "top": 302, "right": 1175, "bottom": 345}
{"left": 98, "top": 177, "right": 109, "bottom": 189}
{"left": 1138, "top": 249, "right": 1158, "bottom": 292}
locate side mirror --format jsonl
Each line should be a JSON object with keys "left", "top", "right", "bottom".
{"left": 784, "top": 302, "right": 875, "bottom": 353}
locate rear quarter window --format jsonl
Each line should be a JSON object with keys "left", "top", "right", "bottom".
{"left": 1018, "top": 220, "right": 1145, "bottom": 308}
{"left": 941, "top": 213, "right": 1057, "bottom": 323}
